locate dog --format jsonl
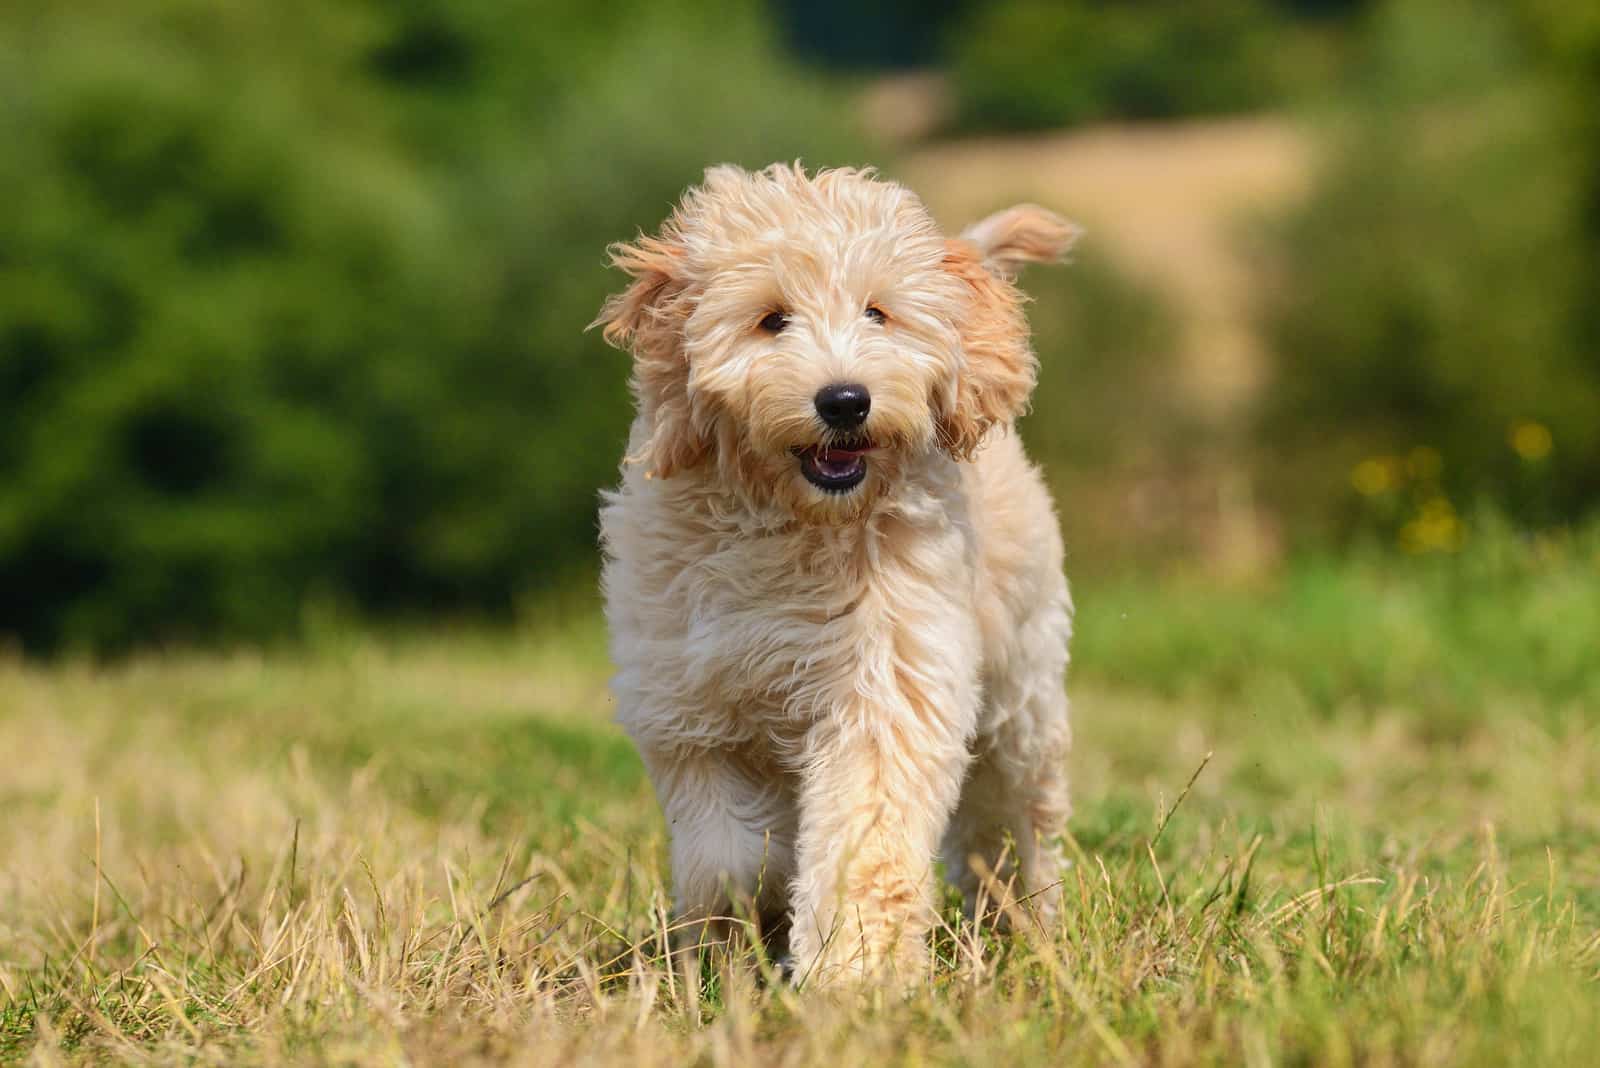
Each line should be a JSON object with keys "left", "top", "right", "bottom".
{"left": 596, "top": 164, "right": 1077, "bottom": 985}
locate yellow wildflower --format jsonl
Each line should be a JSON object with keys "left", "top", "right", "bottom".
{"left": 1399, "top": 496, "right": 1464, "bottom": 554}
{"left": 1351, "top": 457, "right": 1396, "bottom": 496}
{"left": 1509, "top": 421, "right": 1553, "bottom": 462}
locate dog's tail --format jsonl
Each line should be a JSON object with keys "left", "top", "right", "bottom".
{"left": 960, "top": 204, "right": 1081, "bottom": 279}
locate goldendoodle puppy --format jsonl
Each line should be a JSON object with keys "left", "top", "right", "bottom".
{"left": 596, "top": 163, "right": 1076, "bottom": 985}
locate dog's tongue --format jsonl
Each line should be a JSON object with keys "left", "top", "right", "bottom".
{"left": 814, "top": 446, "right": 866, "bottom": 478}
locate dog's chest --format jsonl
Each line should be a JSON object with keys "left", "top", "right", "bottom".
{"left": 676, "top": 512, "right": 973, "bottom": 722}
{"left": 679, "top": 532, "right": 864, "bottom": 707}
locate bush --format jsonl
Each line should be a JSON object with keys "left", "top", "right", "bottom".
{"left": 0, "top": 0, "right": 865, "bottom": 652}
{"left": 1255, "top": 0, "right": 1600, "bottom": 544}
{"left": 1014, "top": 247, "right": 1190, "bottom": 569}
{"left": 949, "top": 0, "right": 1286, "bottom": 131}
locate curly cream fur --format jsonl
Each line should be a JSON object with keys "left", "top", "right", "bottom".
{"left": 596, "top": 164, "right": 1075, "bottom": 985}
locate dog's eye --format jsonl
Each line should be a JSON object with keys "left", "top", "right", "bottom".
{"left": 758, "top": 311, "right": 789, "bottom": 334}
{"left": 864, "top": 305, "right": 887, "bottom": 324}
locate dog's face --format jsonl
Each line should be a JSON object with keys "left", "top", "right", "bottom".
{"left": 596, "top": 164, "right": 1075, "bottom": 522}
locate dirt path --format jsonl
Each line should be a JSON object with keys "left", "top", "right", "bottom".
{"left": 900, "top": 116, "right": 1314, "bottom": 423}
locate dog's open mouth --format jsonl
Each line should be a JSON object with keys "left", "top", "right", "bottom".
{"left": 796, "top": 439, "right": 872, "bottom": 493}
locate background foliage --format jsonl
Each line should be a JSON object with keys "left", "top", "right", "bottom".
{"left": 1256, "top": 0, "right": 1600, "bottom": 540}
{"left": 950, "top": 0, "right": 1291, "bottom": 130}
{"left": 0, "top": 0, "right": 864, "bottom": 650}
{"left": 2, "top": 0, "right": 1599, "bottom": 651}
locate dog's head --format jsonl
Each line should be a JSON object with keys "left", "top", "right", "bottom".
{"left": 595, "top": 164, "right": 1076, "bottom": 521}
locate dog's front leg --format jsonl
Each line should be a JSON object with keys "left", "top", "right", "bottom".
{"left": 787, "top": 648, "right": 977, "bottom": 986}
{"left": 637, "top": 744, "right": 794, "bottom": 962}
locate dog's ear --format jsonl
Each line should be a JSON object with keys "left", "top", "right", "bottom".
{"left": 592, "top": 232, "right": 707, "bottom": 480}
{"left": 960, "top": 204, "right": 1080, "bottom": 280}
{"left": 936, "top": 239, "right": 1038, "bottom": 460}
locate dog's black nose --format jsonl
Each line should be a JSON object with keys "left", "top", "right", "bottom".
{"left": 814, "top": 383, "right": 871, "bottom": 430}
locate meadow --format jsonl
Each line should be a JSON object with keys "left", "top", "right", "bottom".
{"left": 4, "top": 525, "right": 1597, "bottom": 1065}
{"left": 6, "top": 1, "right": 1600, "bottom": 1062}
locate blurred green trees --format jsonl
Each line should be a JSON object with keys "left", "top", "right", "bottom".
{"left": 6, "top": 0, "right": 1598, "bottom": 651}
{"left": 0, "top": 0, "right": 863, "bottom": 651}
{"left": 948, "top": 0, "right": 1293, "bottom": 130}
{"left": 1257, "top": 0, "right": 1600, "bottom": 541}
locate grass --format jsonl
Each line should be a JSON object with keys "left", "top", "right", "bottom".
{"left": 2, "top": 527, "right": 1598, "bottom": 1064}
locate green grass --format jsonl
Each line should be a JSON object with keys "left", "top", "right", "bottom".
{"left": 1075, "top": 519, "right": 1600, "bottom": 728}
{"left": 2, "top": 528, "right": 1598, "bottom": 1064}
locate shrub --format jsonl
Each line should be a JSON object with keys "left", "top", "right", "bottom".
{"left": 1015, "top": 247, "right": 1189, "bottom": 569}
{"left": 1254, "top": 0, "right": 1600, "bottom": 544}
{"left": 0, "top": 0, "right": 864, "bottom": 652}
{"left": 949, "top": 0, "right": 1285, "bottom": 131}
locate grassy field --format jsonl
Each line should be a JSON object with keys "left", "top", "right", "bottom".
{"left": 3, "top": 527, "right": 1599, "bottom": 1065}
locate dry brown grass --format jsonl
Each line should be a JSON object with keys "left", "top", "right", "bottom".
{"left": 3, "top": 596, "right": 1597, "bottom": 1064}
